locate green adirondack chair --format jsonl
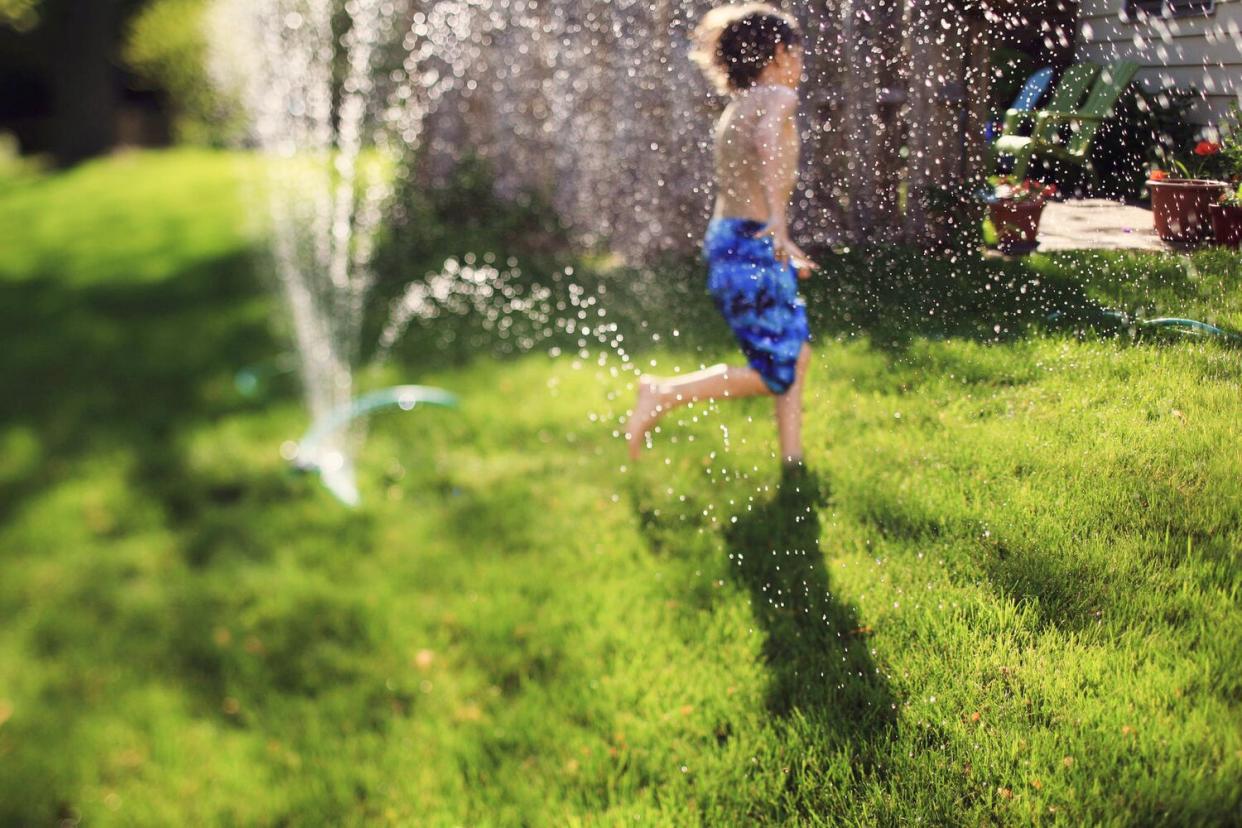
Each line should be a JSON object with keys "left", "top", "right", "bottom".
{"left": 993, "top": 62, "right": 1100, "bottom": 145}
{"left": 992, "top": 60, "right": 1140, "bottom": 184}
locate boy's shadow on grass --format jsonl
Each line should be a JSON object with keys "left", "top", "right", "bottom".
{"left": 723, "top": 466, "right": 897, "bottom": 759}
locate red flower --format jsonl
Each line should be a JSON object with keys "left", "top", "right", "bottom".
{"left": 1194, "top": 141, "right": 1221, "bottom": 156}
{"left": 1150, "top": 169, "right": 1169, "bottom": 181}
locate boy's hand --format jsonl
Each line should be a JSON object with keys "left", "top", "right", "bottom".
{"left": 791, "top": 253, "right": 818, "bottom": 280}
{"left": 754, "top": 225, "right": 819, "bottom": 279}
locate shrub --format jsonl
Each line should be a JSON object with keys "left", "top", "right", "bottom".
{"left": 1087, "top": 84, "right": 1196, "bottom": 199}
{"left": 0, "top": 131, "right": 39, "bottom": 182}
{"left": 1150, "top": 104, "right": 1241, "bottom": 184}
{"left": 123, "top": 0, "right": 244, "bottom": 145}
{"left": 988, "top": 46, "right": 1038, "bottom": 120}
{"left": 1216, "top": 102, "right": 1242, "bottom": 182}
{"left": 0, "top": 0, "right": 38, "bottom": 31}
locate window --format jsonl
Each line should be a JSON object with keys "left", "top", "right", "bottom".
{"left": 1124, "top": 0, "right": 1216, "bottom": 18}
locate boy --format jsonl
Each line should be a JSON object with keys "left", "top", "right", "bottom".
{"left": 626, "top": 3, "right": 817, "bottom": 465}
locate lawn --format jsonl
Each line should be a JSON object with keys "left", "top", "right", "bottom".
{"left": 0, "top": 149, "right": 1239, "bottom": 825}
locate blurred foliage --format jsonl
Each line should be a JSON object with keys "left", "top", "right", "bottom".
{"left": 1, "top": 0, "right": 156, "bottom": 166}
{"left": 1159, "top": 101, "right": 1239, "bottom": 183}
{"left": 124, "top": 0, "right": 244, "bottom": 145}
{"left": 1142, "top": 87, "right": 1201, "bottom": 170}
{"left": 988, "top": 46, "right": 1039, "bottom": 119}
{"left": 0, "top": 132, "right": 40, "bottom": 183}
{"left": 1085, "top": 84, "right": 1196, "bottom": 199}
{"left": 0, "top": 0, "right": 38, "bottom": 31}
{"left": 922, "top": 181, "right": 988, "bottom": 257}
{"left": 364, "top": 154, "right": 571, "bottom": 359}
{"left": 1214, "top": 102, "right": 1242, "bottom": 183}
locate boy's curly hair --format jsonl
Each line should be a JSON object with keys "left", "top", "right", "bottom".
{"left": 690, "top": 4, "right": 803, "bottom": 95}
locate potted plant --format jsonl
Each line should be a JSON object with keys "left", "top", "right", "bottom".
{"left": 1206, "top": 105, "right": 1242, "bottom": 248}
{"left": 1148, "top": 140, "right": 1229, "bottom": 243}
{"left": 1210, "top": 183, "right": 1242, "bottom": 249}
{"left": 981, "top": 176, "right": 1057, "bottom": 253}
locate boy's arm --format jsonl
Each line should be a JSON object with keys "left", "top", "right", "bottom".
{"left": 752, "top": 85, "right": 799, "bottom": 236}
{"left": 751, "top": 86, "right": 818, "bottom": 277}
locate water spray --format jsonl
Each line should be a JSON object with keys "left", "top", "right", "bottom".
{"left": 288, "top": 385, "right": 458, "bottom": 507}
{"left": 1048, "top": 308, "right": 1242, "bottom": 343}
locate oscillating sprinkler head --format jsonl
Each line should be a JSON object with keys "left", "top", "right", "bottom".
{"left": 287, "top": 385, "right": 459, "bottom": 507}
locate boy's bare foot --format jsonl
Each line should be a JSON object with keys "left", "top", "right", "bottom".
{"left": 625, "top": 376, "right": 663, "bottom": 460}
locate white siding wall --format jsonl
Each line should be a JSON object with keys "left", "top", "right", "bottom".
{"left": 1075, "top": 0, "right": 1242, "bottom": 125}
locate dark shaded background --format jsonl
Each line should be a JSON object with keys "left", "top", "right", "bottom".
{"left": 1, "top": 0, "right": 171, "bottom": 166}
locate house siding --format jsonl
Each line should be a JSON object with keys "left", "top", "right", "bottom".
{"left": 1075, "top": 0, "right": 1242, "bottom": 125}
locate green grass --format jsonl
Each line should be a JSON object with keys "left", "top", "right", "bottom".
{"left": 0, "top": 149, "right": 1240, "bottom": 825}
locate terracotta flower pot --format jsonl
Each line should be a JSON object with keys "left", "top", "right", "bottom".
{"left": 989, "top": 198, "right": 1045, "bottom": 252}
{"left": 1148, "top": 178, "right": 1229, "bottom": 243}
{"left": 1209, "top": 203, "right": 1242, "bottom": 249}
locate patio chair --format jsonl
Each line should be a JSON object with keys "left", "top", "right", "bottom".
{"left": 993, "top": 62, "right": 1099, "bottom": 144}
{"left": 986, "top": 67, "right": 1055, "bottom": 142}
{"left": 992, "top": 60, "right": 1140, "bottom": 185}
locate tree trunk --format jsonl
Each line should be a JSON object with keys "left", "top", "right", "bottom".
{"left": 902, "top": 0, "right": 992, "bottom": 249}
{"left": 797, "top": 0, "right": 849, "bottom": 246}
{"left": 840, "top": 0, "right": 904, "bottom": 242}
{"left": 45, "top": 0, "right": 122, "bottom": 167}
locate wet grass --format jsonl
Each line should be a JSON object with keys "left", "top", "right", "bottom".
{"left": 0, "top": 149, "right": 1239, "bottom": 825}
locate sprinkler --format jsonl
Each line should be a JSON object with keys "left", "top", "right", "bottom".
{"left": 1132, "top": 317, "right": 1240, "bottom": 340}
{"left": 290, "top": 385, "right": 458, "bottom": 506}
{"left": 1048, "top": 308, "right": 1242, "bottom": 343}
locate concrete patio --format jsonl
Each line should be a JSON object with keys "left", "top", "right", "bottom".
{"left": 1035, "top": 198, "right": 1168, "bottom": 252}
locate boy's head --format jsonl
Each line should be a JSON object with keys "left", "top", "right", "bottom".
{"left": 691, "top": 4, "right": 803, "bottom": 95}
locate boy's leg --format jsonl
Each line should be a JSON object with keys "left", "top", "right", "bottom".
{"left": 774, "top": 344, "right": 811, "bottom": 464}
{"left": 626, "top": 363, "right": 771, "bottom": 459}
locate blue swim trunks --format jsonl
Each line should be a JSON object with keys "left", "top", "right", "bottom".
{"left": 702, "top": 217, "right": 810, "bottom": 395}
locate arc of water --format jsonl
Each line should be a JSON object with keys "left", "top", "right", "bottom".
{"left": 293, "top": 385, "right": 459, "bottom": 507}
{"left": 1141, "top": 317, "right": 1240, "bottom": 340}
{"left": 1051, "top": 308, "right": 1241, "bottom": 342}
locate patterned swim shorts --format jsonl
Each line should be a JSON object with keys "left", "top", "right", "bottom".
{"left": 702, "top": 217, "right": 810, "bottom": 394}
